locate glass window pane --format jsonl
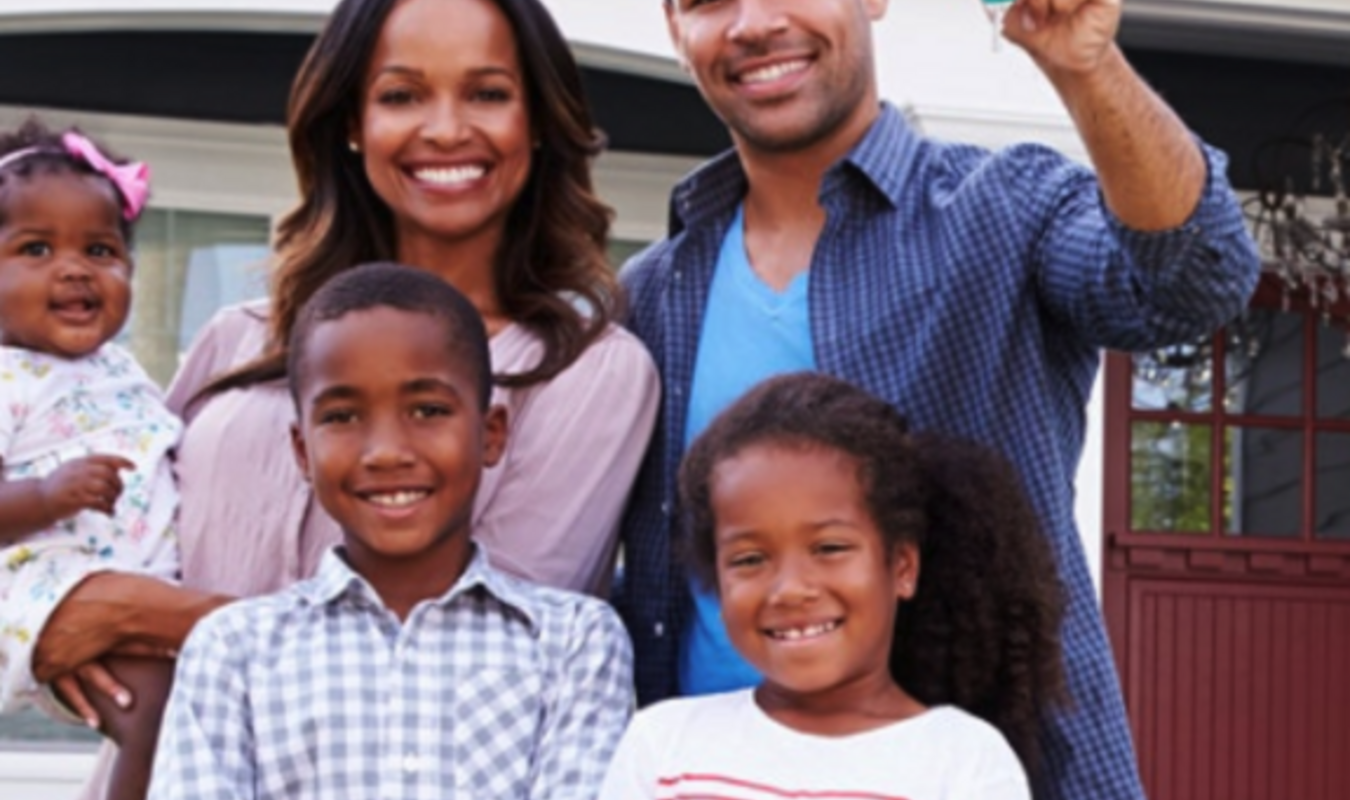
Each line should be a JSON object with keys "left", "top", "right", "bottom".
{"left": 0, "top": 708, "right": 97, "bottom": 746}
{"left": 127, "top": 209, "right": 272, "bottom": 386}
{"left": 1225, "top": 309, "right": 1303, "bottom": 416}
{"left": 1223, "top": 426, "right": 1303, "bottom": 538}
{"left": 1316, "top": 432, "right": 1350, "bottom": 539}
{"left": 1132, "top": 345, "right": 1212, "bottom": 412}
{"left": 1131, "top": 421, "right": 1212, "bottom": 533}
{"left": 1316, "top": 322, "right": 1350, "bottom": 419}
{"left": 606, "top": 238, "right": 648, "bottom": 271}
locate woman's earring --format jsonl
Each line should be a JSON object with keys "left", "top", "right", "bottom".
{"left": 348, "top": 140, "right": 361, "bottom": 153}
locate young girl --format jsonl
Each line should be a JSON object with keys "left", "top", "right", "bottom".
{"left": 0, "top": 119, "right": 178, "bottom": 800}
{"left": 600, "top": 373, "right": 1069, "bottom": 800}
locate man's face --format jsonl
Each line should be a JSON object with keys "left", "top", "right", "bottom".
{"left": 665, "top": 0, "right": 887, "bottom": 157}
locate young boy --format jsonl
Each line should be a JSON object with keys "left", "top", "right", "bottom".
{"left": 148, "top": 262, "right": 635, "bottom": 799}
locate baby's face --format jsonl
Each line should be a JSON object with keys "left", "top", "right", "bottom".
{"left": 0, "top": 172, "right": 131, "bottom": 358}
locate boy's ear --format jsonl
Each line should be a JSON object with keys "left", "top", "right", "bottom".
{"left": 891, "top": 541, "right": 920, "bottom": 601}
{"left": 482, "top": 404, "right": 508, "bottom": 468}
{"left": 290, "top": 422, "right": 312, "bottom": 482}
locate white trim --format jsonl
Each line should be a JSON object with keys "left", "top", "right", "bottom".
{"left": 0, "top": 105, "right": 296, "bottom": 221}
{"left": 905, "top": 103, "right": 1088, "bottom": 165}
{"left": 0, "top": 10, "right": 323, "bottom": 34}
{"left": 571, "top": 42, "right": 688, "bottom": 86}
{"left": 0, "top": 748, "right": 98, "bottom": 800}
{"left": 595, "top": 151, "right": 700, "bottom": 243}
{"left": 0, "top": 104, "right": 695, "bottom": 247}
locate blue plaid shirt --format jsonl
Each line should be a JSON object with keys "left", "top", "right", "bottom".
{"left": 150, "top": 546, "right": 634, "bottom": 800}
{"left": 616, "top": 103, "right": 1260, "bottom": 800}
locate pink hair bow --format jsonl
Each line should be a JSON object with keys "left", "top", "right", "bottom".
{"left": 61, "top": 132, "right": 151, "bottom": 221}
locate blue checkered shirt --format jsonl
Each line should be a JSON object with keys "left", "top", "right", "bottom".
{"left": 616, "top": 103, "right": 1260, "bottom": 800}
{"left": 149, "top": 546, "right": 634, "bottom": 800}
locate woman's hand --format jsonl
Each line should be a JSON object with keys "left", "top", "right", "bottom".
{"left": 33, "top": 572, "right": 232, "bottom": 717}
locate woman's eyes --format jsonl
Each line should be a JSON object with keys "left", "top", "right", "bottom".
{"left": 376, "top": 87, "right": 417, "bottom": 106}
{"left": 471, "top": 86, "right": 513, "bottom": 104}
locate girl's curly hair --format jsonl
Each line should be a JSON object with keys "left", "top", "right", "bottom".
{"left": 0, "top": 118, "right": 136, "bottom": 244}
{"left": 678, "top": 372, "right": 1069, "bottom": 777}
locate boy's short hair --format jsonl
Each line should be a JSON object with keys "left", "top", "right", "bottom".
{"left": 286, "top": 262, "right": 493, "bottom": 409}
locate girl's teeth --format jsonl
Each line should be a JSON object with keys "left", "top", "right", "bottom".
{"left": 742, "top": 60, "right": 808, "bottom": 85}
{"left": 413, "top": 166, "right": 485, "bottom": 186}
{"left": 775, "top": 620, "right": 839, "bottom": 640}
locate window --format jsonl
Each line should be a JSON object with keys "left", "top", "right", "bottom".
{"left": 127, "top": 209, "right": 273, "bottom": 386}
{"left": 1126, "top": 282, "right": 1350, "bottom": 540}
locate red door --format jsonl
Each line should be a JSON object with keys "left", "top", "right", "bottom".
{"left": 1103, "top": 276, "right": 1350, "bottom": 800}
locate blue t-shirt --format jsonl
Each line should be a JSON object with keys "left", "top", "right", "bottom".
{"left": 678, "top": 204, "right": 816, "bottom": 696}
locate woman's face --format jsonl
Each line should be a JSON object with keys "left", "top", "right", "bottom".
{"left": 355, "top": 0, "right": 533, "bottom": 261}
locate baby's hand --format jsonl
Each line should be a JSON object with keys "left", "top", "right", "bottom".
{"left": 38, "top": 455, "right": 136, "bottom": 520}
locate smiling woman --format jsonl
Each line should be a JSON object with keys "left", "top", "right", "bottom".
{"left": 40, "top": 0, "right": 660, "bottom": 797}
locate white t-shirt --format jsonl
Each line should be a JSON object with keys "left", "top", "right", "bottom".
{"left": 599, "top": 689, "right": 1031, "bottom": 800}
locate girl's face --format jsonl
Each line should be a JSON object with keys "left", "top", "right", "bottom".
{"left": 711, "top": 442, "right": 918, "bottom": 702}
{"left": 0, "top": 172, "right": 131, "bottom": 358}
{"left": 355, "top": 0, "right": 533, "bottom": 264}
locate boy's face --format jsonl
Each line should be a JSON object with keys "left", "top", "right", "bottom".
{"left": 290, "top": 306, "right": 505, "bottom": 571}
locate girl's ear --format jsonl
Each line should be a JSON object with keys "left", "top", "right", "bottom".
{"left": 290, "top": 422, "right": 312, "bottom": 482}
{"left": 891, "top": 541, "right": 920, "bottom": 601}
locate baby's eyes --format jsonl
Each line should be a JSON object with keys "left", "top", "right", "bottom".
{"left": 87, "top": 243, "right": 121, "bottom": 259}
{"left": 18, "top": 241, "right": 52, "bottom": 257}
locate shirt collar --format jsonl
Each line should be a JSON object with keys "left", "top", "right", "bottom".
{"left": 301, "top": 545, "right": 543, "bottom": 633}
{"left": 669, "top": 102, "right": 920, "bottom": 233}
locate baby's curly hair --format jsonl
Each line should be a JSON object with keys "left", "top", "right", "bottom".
{"left": 678, "top": 372, "right": 1069, "bottom": 777}
{"left": 0, "top": 118, "right": 136, "bottom": 243}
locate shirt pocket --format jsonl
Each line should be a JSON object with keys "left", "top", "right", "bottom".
{"left": 451, "top": 667, "right": 544, "bottom": 798}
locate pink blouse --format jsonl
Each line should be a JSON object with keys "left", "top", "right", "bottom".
{"left": 165, "top": 300, "right": 660, "bottom": 598}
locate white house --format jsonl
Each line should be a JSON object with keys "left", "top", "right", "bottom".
{"left": 0, "top": 2, "right": 1346, "bottom": 798}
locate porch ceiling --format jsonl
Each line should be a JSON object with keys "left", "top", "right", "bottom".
{"left": 1123, "top": 0, "right": 1350, "bottom": 67}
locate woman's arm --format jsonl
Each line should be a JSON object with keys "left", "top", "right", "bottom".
{"left": 32, "top": 572, "right": 231, "bottom": 683}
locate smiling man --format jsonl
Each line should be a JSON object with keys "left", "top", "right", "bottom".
{"left": 615, "top": 1, "right": 1261, "bottom": 799}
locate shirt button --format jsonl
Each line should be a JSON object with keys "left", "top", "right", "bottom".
{"left": 654, "top": 622, "right": 665, "bottom": 637}
{"left": 660, "top": 501, "right": 671, "bottom": 516}
{"left": 402, "top": 753, "right": 421, "bottom": 774}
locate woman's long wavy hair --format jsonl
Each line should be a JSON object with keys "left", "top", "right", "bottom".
{"left": 203, "top": 0, "right": 618, "bottom": 397}
{"left": 679, "top": 373, "right": 1070, "bottom": 779}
